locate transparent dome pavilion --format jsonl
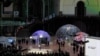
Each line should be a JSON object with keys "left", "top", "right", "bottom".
{"left": 56, "top": 24, "right": 80, "bottom": 40}
{"left": 30, "top": 30, "right": 50, "bottom": 45}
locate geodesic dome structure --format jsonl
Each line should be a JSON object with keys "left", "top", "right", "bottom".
{"left": 30, "top": 30, "right": 50, "bottom": 45}
{"left": 56, "top": 24, "right": 80, "bottom": 40}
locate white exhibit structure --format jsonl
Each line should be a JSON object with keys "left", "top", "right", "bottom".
{"left": 85, "top": 37, "right": 100, "bottom": 56}
{"left": 0, "top": 36, "right": 16, "bottom": 46}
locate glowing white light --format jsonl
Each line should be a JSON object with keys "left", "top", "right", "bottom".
{"left": 67, "top": 26, "right": 71, "bottom": 31}
{"left": 8, "top": 39, "right": 13, "bottom": 43}
{"left": 66, "top": 37, "right": 68, "bottom": 40}
{"left": 30, "top": 36, "right": 33, "bottom": 39}
{"left": 39, "top": 35, "right": 43, "bottom": 38}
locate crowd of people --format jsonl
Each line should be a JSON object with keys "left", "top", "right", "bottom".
{"left": 71, "top": 32, "right": 89, "bottom": 56}
{"left": 0, "top": 42, "right": 70, "bottom": 56}
{"left": 0, "top": 39, "right": 88, "bottom": 56}
{"left": 0, "top": 31, "right": 89, "bottom": 56}
{"left": 17, "top": 39, "right": 29, "bottom": 44}
{"left": 0, "top": 43, "right": 22, "bottom": 56}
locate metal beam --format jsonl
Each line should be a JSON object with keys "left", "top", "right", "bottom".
{"left": 42, "top": 0, "right": 45, "bottom": 21}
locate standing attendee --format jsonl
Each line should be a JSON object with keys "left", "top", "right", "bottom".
{"left": 74, "top": 32, "right": 88, "bottom": 56}
{"left": 73, "top": 35, "right": 82, "bottom": 53}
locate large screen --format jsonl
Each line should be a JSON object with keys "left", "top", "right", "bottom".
{"left": 85, "top": 0, "right": 100, "bottom": 15}
{"left": 85, "top": 37, "right": 100, "bottom": 56}
{"left": 60, "top": 0, "right": 100, "bottom": 15}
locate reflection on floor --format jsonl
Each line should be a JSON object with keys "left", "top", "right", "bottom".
{"left": 28, "top": 48, "right": 53, "bottom": 54}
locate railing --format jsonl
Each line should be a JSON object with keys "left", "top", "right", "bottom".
{"left": 0, "top": 20, "right": 26, "bottom": 26}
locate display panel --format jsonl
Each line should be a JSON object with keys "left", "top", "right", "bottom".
{"left": 60, "top": 0, "right": 100, "bottom": 15}
{"left": 85, "top": 37, "right": 100, "bottom": 56}
{"left": 85, "top": 0, "right": 99, "bottom": 15}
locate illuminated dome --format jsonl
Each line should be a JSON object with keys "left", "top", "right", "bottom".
{"left": 56, "top": 24, "right": 80, "bottom": 40}
{"left": 30, "top": 30, "right": 50, "bottom": 45}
